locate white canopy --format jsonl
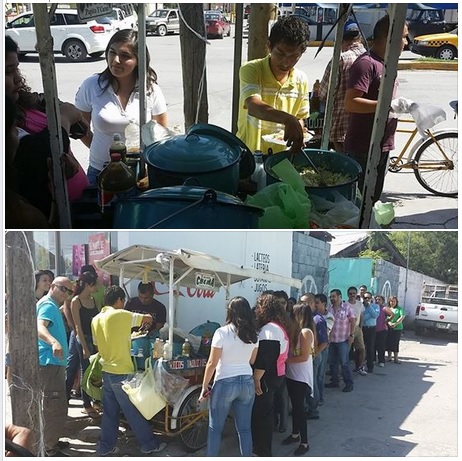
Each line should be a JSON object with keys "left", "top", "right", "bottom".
{"left": 94, "top": 244, "right": 302, "bottom": 290}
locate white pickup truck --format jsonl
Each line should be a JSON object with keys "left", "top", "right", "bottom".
{"left": 414, "top": 284, "right": 458, "bottom": 335}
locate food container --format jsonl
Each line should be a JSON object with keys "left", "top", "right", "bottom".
{"left": 113, "top": 186, "right": 264, "bottom": 229}
{"left": 264, "top": 149, "right": 362, "bottom": 202}
{"left": 143, "top": 132, "right": 241, "bottom": 194}
{"left": 188, "top": 123, "right": 255, "bottom": 179}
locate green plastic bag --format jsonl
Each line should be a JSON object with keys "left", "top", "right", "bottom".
{"left": 82, "top": 352, "right": 103, "bottom": 401}
{"left": 245, "top": 183, "right": 311, "bottom": 229}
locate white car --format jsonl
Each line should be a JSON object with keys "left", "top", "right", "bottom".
{"left": 5, "top": 9, "right": 115, "bottom": 62}
{"left": 101, "top": 7, "right": 138, "bottom": 31}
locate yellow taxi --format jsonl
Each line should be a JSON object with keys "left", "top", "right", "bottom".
{"left": 410, "top": 28, "right": 458, "bottom": 60}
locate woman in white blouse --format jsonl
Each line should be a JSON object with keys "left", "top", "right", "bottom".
{"left": 199, "top": 297, "right": 259, "bottom": 457}
{"left": 75, "top": 29, "right": 168, "bottom": 185}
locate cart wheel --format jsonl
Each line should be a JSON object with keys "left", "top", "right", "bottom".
{"left": 178, "top": 388, "right": 209, "bottom": 452}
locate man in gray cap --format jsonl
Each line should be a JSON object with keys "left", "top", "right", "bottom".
{"left": 318, "top": 21, "right": 366, "bottom": 152}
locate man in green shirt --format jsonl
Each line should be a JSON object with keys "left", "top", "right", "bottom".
{"left": 91, "top": 286, "right": 167, "bottom": 456}
{"left": 237, "top": 15, "right": 310, "bottom": 154}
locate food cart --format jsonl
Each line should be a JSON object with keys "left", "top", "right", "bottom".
{"left": 94, "top": 244, "right": 302, "bottom": 451}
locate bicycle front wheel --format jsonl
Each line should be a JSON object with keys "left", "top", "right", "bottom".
{"left": 413, "top": 131, "right": 458, "bottom": 197}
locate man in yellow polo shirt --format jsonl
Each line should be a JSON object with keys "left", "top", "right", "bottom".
{"left": 91, "top": 286, "right": 167, "bottom": 456}
{"left": 237, "top": 15, "right": 310, "bottom": 154}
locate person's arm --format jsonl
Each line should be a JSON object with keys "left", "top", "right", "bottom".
{"left": 318, "top": 60, "right": 332, "bottom": 102}
{"left": 5, "top": 423, "right": 34, "bottom": 457}
{"left": 199, "top": 346, "right": 222, "bottom": 401}
{"left": 152, "top": 112, "right": 168, "bottom": 128}
{"left": 344, "top": 88, "right": 378, "bottom": 113}
{"left": 62, "top": 298, "right": 75, "bottom": 332}
{"left": 348, "top": 311, "right": 356, "bottom": 345}
{"left": 70, "top": 297, "right": 91, "bottom": 359}
{"left": 249, "top": 346, "right": 258, "bottom": 365}
{"left": 79, "top": 111, "right": 93, "bottom": 148}
{"left": 286, "top": 328, "right": 313, "bottom": 363}
{"left": 253, "top": 368, "right": 265, "bottom": 395}
{"left": 245, "top": 96, "right": 305, "bottom": 152}
{"left": 37, "top": 318, "right": 63, "bottom": 360}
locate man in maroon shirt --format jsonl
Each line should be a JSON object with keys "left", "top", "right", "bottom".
{"left": 344, "top": 15, "right": 408, "bottom": 203}
{"left": 125, "top": 282, "right": 166, "bottom": 332}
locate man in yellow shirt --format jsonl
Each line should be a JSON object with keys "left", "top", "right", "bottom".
{"left": 91, "top": 286, "right": 167, "bottom": 456}
{"left": 237, "top": 15, "right": 310, "bottom": 154}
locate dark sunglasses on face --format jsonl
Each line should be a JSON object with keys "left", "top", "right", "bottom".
{"left": 364, "top": 296, "right": 372, "bottom": 300}
{"left": 55, "top": 284, "right": 73, "bottom": 296}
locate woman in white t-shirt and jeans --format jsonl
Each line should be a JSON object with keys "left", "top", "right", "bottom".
{"left": 199, "top": 297, "right": 259, "bottom": 457}
{"left": 75, "top": 29, "right": 168, "bottom": 185}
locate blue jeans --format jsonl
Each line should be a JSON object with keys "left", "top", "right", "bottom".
{"left": 87, "top": 165, "right": 101, "bottom": 187}
{"left": 97, "top": 371, "right": 161, "bottom": 455}
{"left": 207, "top": 375, "right": 255, "bottom": 457}
{"left": 306, "top": 353, "right": 321, "bottom": 415}
{"left": 317, "top": 346, "right": 329, "bottom": 401}
{"left": 65, "top": 331, "right": 82, "bottom": 400}
{"left": 328, "top": 340, "right": 353, "bottom": 387}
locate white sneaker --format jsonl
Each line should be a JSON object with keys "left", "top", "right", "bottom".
{"left": 378, "top": 362, "right": 385, "bottom": 368}
{"left": 358, "top": 366, "right": 368, "bottom": 376}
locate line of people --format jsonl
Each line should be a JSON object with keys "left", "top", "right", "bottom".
{"left": 199, "top": 287, "right": 405, "bottom": 457}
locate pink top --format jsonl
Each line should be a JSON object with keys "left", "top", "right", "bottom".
{"left": 23, "top": 109, "right": 89, "bottom": 201}
{"left": 269, "top": 321, "right": 289, "bottom": 376}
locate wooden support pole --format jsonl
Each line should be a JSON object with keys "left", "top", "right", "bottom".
{"left": 5, "top": 231, "right": 42, "bottom": 455}
{"left": 178, "top": 3, "right": 209, "bottom": 131}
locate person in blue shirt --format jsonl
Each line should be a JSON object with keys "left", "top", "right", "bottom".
{"left": 361, "top": 292, "right": 380, "bottom": 373}
{"left": 36, "top": 276, "right": 74, "bottom": 456}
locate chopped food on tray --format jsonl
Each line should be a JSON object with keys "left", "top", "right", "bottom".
{"left": 298, "top": 166, "right": 352, "bottom": 187}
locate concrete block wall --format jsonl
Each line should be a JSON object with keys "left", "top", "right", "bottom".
{"left": 292, "top": 232, "right": 330, "bottom": 298}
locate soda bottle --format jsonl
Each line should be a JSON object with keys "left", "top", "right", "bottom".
{"left": 181, "top": 338, "right": 191, "bottom": 357}
{"left": 109, "top": 133, "right": 127, "bottom": 161}
{"left": 250, "top": 151, "right": 266, "bottom": 191}
{"left": 125, "top": 119, "right": 140, "bottom": 154}
{"left": 163, "top": 340, "right": 173, "bottom": 360}
{"left": 152, "top": 338, "right": 161, "bottom": 359}
{"left": 97, "top": 152, "right": 136, "bottom": 205}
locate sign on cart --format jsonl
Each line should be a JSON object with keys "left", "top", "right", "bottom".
{"left": 77, "top": 3, "right": 113, "bottom": 22}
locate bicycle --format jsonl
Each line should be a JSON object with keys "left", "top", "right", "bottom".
{"left": 388, "top": 102, "right": 458, "bottom": 197}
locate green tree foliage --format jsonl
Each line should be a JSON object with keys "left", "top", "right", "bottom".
{"left": 388, "top": 232, "right": 458, "bottom": 284}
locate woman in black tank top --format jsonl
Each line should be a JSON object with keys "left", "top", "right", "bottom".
{"left": 69, "top": 271, "right": 99, "bottom": 417}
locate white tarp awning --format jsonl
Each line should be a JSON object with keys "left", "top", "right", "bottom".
{"left": 94, "top": 244, "right": 302, "bottom": 290}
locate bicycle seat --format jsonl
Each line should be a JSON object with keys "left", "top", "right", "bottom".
{"left": 449, "top": 100, "right": 458, "bottom": 115}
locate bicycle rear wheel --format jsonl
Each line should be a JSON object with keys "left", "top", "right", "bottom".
{"left": 413, "top": 131, "right": 458, "bottom": 197}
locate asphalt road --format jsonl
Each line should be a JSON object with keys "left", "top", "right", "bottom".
{"left": 16, "top": 29, "right": 458, "bottom": 229}
{"left": 5, "top": 329, "right": 457, "bottom": 457}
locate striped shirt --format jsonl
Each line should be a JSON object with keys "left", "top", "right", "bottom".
{"left": 318, "top": 42, "right": 366, "bottom": 144}
{"left": 237, "top": 55, "right": 310, "bottom": 153}
{"left": 328, "top": 302, "right": 356, "bottom": 343}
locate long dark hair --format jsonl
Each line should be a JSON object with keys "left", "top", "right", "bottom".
{"left": 291, "top": 303, "right": 316, "bottom": 352}
{"left": 5, "top": 95, "right": 19, "bottom": 193}
{"left": 74, "top": 271, "right": 98, "bottom": 296}
{"left": 5, "top": 35, "right": 37, "bottom": 114}
{"left": 98, "top": 29, "right": 158, "bottom": 95}
{"left": 226, "top": 296, "right": 258, "bottom": 344}
{"left": 254, "top": 292, "right": 294, "bottom": 347}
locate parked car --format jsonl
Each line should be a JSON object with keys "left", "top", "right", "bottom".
{"left": 406, "top": 8, "right": 455, "bottom": 43}
{"left": 410, "top": 28, "right": 458, "bottom": 60}
{"left": 146, "top": 9, "right": 180, "bottom": 36}
{"left": 204, "top": 12, "right": 231, "bottom": 39}
{"left": 99, "top": 7, "right": 137, "bottom": 31}
{"left": 5, "top": 9, "right": 114, "bottom": 62}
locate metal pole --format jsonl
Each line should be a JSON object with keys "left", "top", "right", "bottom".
{"left": 359, "top": 3, "right": 408, "bottom": 228}
{"left": 137, "top": 4, "right": 147, "bottom": 178}
{"left": 231, "top": 3, "right": 244, "bottom": 134}
{"left": 168, "top": 257, "right": 175, "bottom": 347}
{"left": 403, "top": 232, "right": 411, "bottom": 308}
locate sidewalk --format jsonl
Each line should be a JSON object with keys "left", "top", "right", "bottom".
{"left": 5, "top": 330, "right": 457, "bottom": 457}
